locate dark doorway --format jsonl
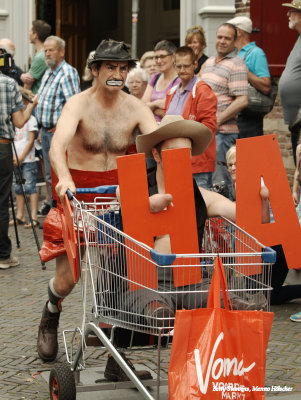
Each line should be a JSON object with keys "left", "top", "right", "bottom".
{"left": 250, "top": 0, "right": 298, "bottom": 76}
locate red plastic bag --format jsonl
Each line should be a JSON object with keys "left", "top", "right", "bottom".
{"left": 168, "top": 257, "right": 273, "bottom": 400}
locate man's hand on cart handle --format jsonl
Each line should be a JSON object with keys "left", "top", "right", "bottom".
{"left": 55, "top": 179, "right": 76, "bottom": 204}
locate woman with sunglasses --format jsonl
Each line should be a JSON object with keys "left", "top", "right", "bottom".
{"left": 142, "top": 40, "right": 180, "bottom": 123}
{"left": 185, "top": 26, "right": 208, "bottom": 75}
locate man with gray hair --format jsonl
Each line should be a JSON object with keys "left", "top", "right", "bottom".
{"left": 35, "top": 35, "right": 80, "bottom": 207}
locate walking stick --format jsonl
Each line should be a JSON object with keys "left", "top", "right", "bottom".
{"left": 9, "top": 191, "right": 20, "bottom": 248}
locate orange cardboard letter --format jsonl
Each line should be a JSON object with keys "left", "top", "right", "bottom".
{"left": 117, "top": 148, "right": 201, "bottom": 290}
{"left": 236, "top": 135, "right": 301, "bottom": 269}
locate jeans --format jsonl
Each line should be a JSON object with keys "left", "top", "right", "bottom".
{"left": 193, "top": 172, "right": 213, "bottom": 189}
{"left": 213, "top": 132, "right": 237, "bottom": 197}
{"left": 0, "top": 143, "right": 13, "bottom": 259}
{"left": 13, "top": 162, "right": 37, "bottom": 195}
{"left": 40, "top": 127, "right": 53, "bottom": 204}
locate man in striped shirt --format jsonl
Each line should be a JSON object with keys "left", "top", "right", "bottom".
{"left": 200, "top": 23, "right": 248, "bottom": 197}
{"left": 35, "top": 35, "right": 80, "bottom": 206}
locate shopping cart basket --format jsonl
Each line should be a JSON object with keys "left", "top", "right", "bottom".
{"left": 49, "top": 186, "right": 276, "bottom": 400}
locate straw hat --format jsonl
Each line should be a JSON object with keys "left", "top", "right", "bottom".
{"left": 136, "top": 115, "right": 213, "bottom": 158}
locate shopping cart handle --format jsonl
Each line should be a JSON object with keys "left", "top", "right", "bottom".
{"left": 76, "top": 185, "right": 117, "bottom": 194}
{"left": 150, "top": 249, "right": 176, "bottom": 266}
{"left": 66, "top": 186, "right": 117, "bottom": 200}
{"left": 66, "top": 189, "right": 74, "bottom": 200}
{"left": 262, "top": 247, "right": 277, "bottom": 263}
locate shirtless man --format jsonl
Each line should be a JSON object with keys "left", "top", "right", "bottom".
{"left": 37, "top": 39, "right": 158, "bottom": 364}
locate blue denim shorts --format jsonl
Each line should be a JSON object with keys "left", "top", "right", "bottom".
{"left": 13, "top": 162, "right": 37, "bottom": 195}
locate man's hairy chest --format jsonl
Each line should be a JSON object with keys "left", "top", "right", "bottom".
{"left": 76, "top": 114, "right": 136, "bottom": 155}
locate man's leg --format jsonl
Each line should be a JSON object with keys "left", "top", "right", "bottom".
{"left": 0, "top": 143, "right": 17, "bottom": 266}
{"left": 40, "top": 127, "right": 53, "bottom": 206}
{"left": 37, "top": 252, "right": 76, "bottom": 361}
{"left": 213, "top": 132, "right": 237, "bottom": 197}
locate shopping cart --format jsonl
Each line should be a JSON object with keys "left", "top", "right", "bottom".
{"left": 49, "top": 186, "right": 276, "bottom": 400}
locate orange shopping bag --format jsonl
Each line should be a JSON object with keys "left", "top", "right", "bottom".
{"left": 168, "top": 257, "right": 274, "bottom": 400}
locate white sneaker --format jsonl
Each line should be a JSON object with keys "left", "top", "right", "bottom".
{"left": 290, "top": 311, "right": 301, "bottom": 322}
{"left": 0, "top": 255, "right": 20, "bottom": 269}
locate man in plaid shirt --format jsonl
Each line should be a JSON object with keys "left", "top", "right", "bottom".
{"left": 35, "top": 35, "right": 80, "bottom": 207}
{"left": 0, "top": 62, "right": 38, "bottom": 269}
{"left": 201, "top": 23, "right": 248, "bottom": 197}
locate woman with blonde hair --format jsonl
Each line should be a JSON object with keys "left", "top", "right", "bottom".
{"left": 185, "top": 26, "right": 208, "bottom": 74}
{"left": 140, "top": 51, "right": 158, "bottom": 77}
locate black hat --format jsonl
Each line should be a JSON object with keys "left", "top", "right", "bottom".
{"left": 88, "top": 39, "right": 137, "bottom": 66}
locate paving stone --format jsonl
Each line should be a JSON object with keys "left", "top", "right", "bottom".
{"left": 0, "top": 194, "right": 300, "bottom": 398}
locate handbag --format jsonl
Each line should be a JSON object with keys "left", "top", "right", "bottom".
{"left": 168, "top": 257, "right": 274, "bottom": 400}
{"left": 243, "top": 79, "right": 278, "bottom": 116}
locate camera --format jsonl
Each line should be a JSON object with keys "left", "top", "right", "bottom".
{"left": 210, "top": 181, "right": 230, "bottom": 199}
{"left": 0, "top": 48, "right": 14, "bottom": 76}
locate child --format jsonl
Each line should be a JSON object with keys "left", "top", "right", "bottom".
{"left": 10, "top": 88, "right": 39, "bottom": 228}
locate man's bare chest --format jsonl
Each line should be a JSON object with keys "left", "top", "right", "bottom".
{"left": 77, "top": 110, "right": 136, "bottom": 155}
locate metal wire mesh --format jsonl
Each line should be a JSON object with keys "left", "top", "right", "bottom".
{"left": 70, "top": 196, "right": 273, "bottom": 338}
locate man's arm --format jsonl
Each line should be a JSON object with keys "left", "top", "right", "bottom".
{"left": 12, "top": 95, "right": 38, "bottom": 128}
{"left": 217, "top": 95, "right": 248, "bottom": 128}
{"left": 248, "top": 72, "right": 271, "bottom": 95}
{"left": 49, "top": 95, "right": 81, "bottom": 200}
{"left": 199, "top": 185, "right": 270, "bottom": 224}
{"left": 200, "top": 188, "right": 236, "bottom": 222}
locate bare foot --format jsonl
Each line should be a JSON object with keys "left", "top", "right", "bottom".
{"left": 149, "top": 193, "right": 173, "bottom": 213}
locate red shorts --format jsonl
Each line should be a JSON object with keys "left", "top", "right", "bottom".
{"left": 40, "top": 168, "right": 118, "bottom": 263}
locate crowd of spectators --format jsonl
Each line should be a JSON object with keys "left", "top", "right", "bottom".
{"left": 1, "top": 2, "right": 301, "bottom": 378}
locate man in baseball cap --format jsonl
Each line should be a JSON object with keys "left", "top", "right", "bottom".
{"left": 226, "top": 15, "right": 272, "bottom": 140}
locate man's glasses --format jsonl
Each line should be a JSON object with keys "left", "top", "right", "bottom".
{"left": 154, "top": 53, "right": 172, "bottom": 61}
{"left": 174, "top": 63, "right": 193, "bottom": 71}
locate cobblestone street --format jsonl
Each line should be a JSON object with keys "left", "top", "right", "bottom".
{"left": 0, "top": 196, "right": 301, "bottom": 400}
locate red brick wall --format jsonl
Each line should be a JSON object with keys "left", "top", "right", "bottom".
{"left": 235, "top": 0, "right": 251, "bottom": 14}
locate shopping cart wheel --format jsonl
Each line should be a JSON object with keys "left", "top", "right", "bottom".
{"left": 49, "top": 363, "right": 76, "bottom": 400}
